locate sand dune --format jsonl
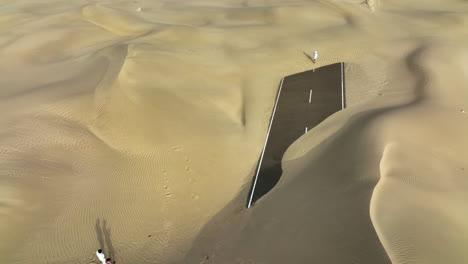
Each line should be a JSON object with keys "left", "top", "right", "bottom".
{"left": 81, "top": 4, "right": 155, "bottom": 36}
{"left": 1, "top": 0, "right": 468, "bottom": 263}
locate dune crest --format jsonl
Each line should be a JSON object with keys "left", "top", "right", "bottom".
{"left": 81, "top": 4, "right": 154, "bottom": 36}
{"left": 2, "top": 0, "right": 468, "bottom": 263}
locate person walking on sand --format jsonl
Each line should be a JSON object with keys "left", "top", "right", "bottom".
{"left": 96, "top": 249, "right": 107, "bottom": 264}
{"left": 105, "top": 258, "right": 116, "bottom": 264}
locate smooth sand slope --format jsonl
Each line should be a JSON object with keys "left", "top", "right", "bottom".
{"left": 1, "top": 0, "right": 468, "bottom": 263}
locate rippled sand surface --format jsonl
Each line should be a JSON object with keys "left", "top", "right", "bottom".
{"left": 1, "top": 0, "right": 468, "bottom": 263}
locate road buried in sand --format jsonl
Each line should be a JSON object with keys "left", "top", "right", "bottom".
{"left": 248, "top": 62, "right": 346, "bottom": 207}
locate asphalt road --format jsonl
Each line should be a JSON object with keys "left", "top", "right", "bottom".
{"left": 247, "top": 62, "right": 345, "bottom": 208}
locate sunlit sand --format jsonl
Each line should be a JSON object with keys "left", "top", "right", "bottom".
{"left": 1, "top": 0, "right": 468, "bottom": 263}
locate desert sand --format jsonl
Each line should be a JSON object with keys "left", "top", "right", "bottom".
{"left": 1, "top": 0, "right": 468, "bottom": 263}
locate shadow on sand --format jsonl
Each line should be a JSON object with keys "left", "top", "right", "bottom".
{"left": 95, "top": 218, "right": 116, "bottom": 262}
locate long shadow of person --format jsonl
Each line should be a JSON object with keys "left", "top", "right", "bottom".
{"left": 95, "top": 218, "right": 116, "bottom": 261}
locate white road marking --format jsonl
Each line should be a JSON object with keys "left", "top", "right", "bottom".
{"left": 309, "top": 89, "right": 312, "bottom": 103}
{"left": 247, "top": 78, "right": 284, "bottom": 208}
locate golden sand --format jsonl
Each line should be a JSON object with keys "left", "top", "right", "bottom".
{"left": 1, "top": 0, "right": 468, "bottom": 263}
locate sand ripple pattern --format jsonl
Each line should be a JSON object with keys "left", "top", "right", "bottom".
{"left": 2, "top": 0, "right": 468, "bottom": 264}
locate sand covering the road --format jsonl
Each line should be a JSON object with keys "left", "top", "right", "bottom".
{"left": 1, "top": 0, "right": 468, "bottom": 263}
